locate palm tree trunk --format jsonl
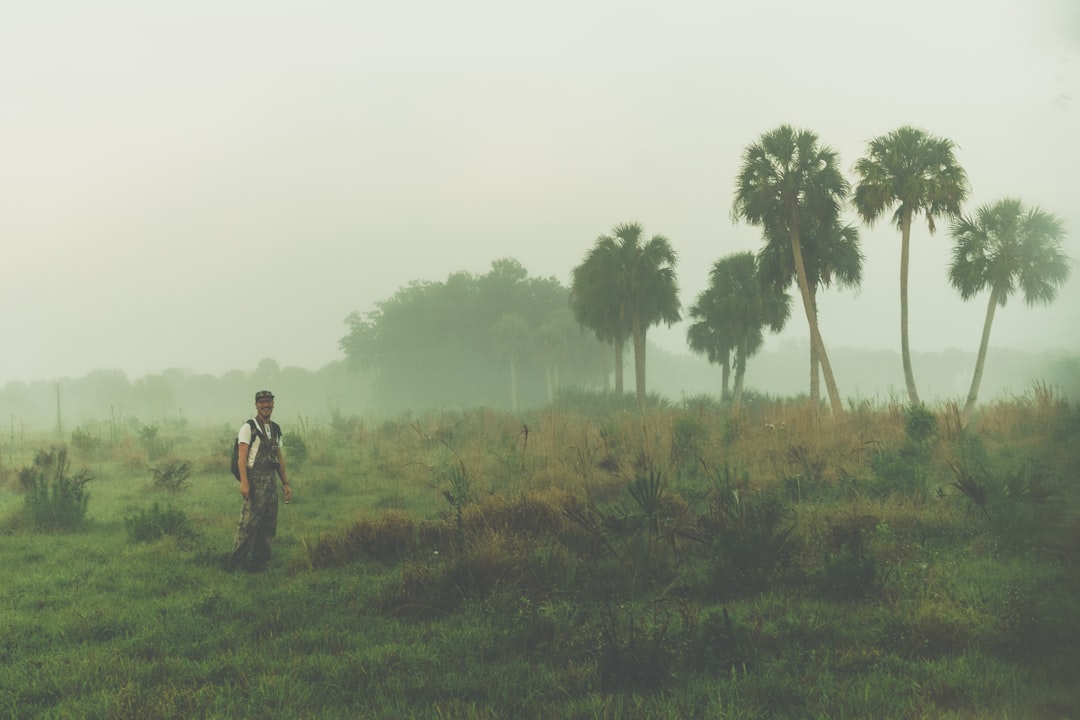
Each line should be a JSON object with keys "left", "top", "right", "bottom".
{"left": 899, "top": 209, "right": 921, "bottom": 405}
{"left": 613, "top": 337, "right": 624, "bottom": 395}
{"left": 790, "top": 223, "right": 843, "bottom": 414}
{"left": 732, "top": 341, "right": 747, "bottom": 415}
{"left": 961, "top": 288, "right": 999, "bottom": 423}
{"left": 721, "top": 358, "right": 731, "bottom": 402}
{"left": 632, "top": 316, "right": 647, "bottom": 405}
{"left": 809, "top": 290, "right": 820, "bottom": 403}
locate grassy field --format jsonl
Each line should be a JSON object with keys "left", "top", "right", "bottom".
{"left": 2, "top": 390, "right": 1078, "bottom": 719}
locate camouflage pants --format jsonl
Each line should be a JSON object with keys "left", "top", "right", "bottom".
{"left": 229, "top": 466, "right": 279, "bottom": 570}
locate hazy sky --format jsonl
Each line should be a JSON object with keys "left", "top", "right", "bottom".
{"left": 3, "top": 0, "right": 1078, "bottom": 386}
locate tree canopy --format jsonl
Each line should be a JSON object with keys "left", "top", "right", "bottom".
{"left": 341, "top": 258, "right": 607, "bottom": 412}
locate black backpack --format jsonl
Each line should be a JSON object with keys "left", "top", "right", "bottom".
{"left": 230, "top": 419, "right": 281, "bottom": 480}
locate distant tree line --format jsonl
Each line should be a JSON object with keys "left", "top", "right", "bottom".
{"left": 340, "top": 258, "right": 609, "bottom": 413}
{"left": 0, "top": 360, "right": 370, "bottom": 434}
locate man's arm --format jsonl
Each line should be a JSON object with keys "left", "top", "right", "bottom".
{"left": 238, "top": 443, "right": 251, "bottom": 500}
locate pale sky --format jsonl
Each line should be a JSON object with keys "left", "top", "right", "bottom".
{"left": 2, "top": 0, "right": 1078, "bottom": 386}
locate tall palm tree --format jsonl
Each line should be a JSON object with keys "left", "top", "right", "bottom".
{"left": 758, "top": 214, "right": 863, "bottom": 403}
{"left": 732, "top": 124, "right": 848, "bottom": 414}
{"left": 571, "top": 222, "right": 681, "bottom": 404}
{"left": 570, "top": 241, "right": 631, "bottom": 395}
{"left": 853, "top": 126, "right": 969, "bottom": 406}
{"left": 688, "top": 252, "right": 791, "bottom": 414}
{"left": 948, "top": 198, "right": 1070, "bottom": 423}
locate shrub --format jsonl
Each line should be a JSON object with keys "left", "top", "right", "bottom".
{"left": 869, "top": 443, "right": 935, "bottom": 500}
{"left": 70, "top": 426, "right": 104, "bottom": 459}
{"left": 688, "top": 605, "right": 754, "bottom": 672}
{"left": 17, "top": 446, "right": 92, "bottom": 532}
{"left": 138, "top": 424, "right": 171, "bottom": 460}
{"left": 818, "top": 548, "right": 879, "bottom": 601}
{"left": 306, "top": 509, "right": 418, "bottom": 568}
{"left": 670, "top": 414, "right": 707, "bottom": 478}
{"left": 697, "top": 471, "right": 798, "bottom": 599}
{"left": 950, "top": 441, "right": 1064, "bottom": 550}
{"left": 283, "top": 433, "right": 308, "bottom": 469}
{"left": 124, "top": 503, "right": 198, "bottom": 545}
{"left": 596, "top": 601, "right": 680, "bottom": 693}
{"left": 150, "top": 460, "right": 193, "bottom": 492}
{"left": 904, "top": 404, "right": 938, "bottom": 444}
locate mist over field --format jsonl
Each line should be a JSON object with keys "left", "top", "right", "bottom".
{"left": 2, "top": 0, "right": 1078, "bottom": 396}
{"left": 2, "top": 342, "right": 1076, "bottom": 432}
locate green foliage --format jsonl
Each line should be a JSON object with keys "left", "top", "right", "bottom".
{"left": 686, "top": 250, "right": 792, "bottom": 412}
{"left": 17, "top": 446, "right": 92, "bottom": 532}
{"left": 670, "top": 414, "right": 706, "bottom": 477}
{"left": 138, "top": 423, "right": 171, "bottom": 459}
{"left": 69, "top": 426, "right": 104, "bottom": 458}
{"left": 282, "top": 433, "right": 308, "bottom": 469}
{"left": 123, "top": 502, "right": 198, "bottom": 544}
{"left": 697, "top": 467, "right": 798, "bottom": 600}
{"left": 950, "top": 435, "right": 1064, "bottom": 549}
{"left": 869, "top": 443, "right": 935, "bottom": 499}
{"left": 306, "top": 510, "right": 418, "bottom": 568}
{"left": 869, "top": 409, "right": 939, "bottom": 499}
{"left": 327, "top": 405, "right": 362, "bottom": 439}
{"left": 818, "top": 545, "right": 880, "bottom": 601}
{"left": 595, "top": 601, "right": 680, "bottom": 693}
{"left": 341, "top": 258, "right": 608, "bottom": 412}
{"left": 150, "top": 459, "right": 192, "bottom": 492}
{"left": 904, "top": 403, "right": 938, "bottom": 443}
{"left": 627, "top": 469, "right": 667, "bottom": 539}
{"left": 688, "top": 605, "right": 754, "bottom": 673}
{"left": 551, "top": 387, "right": 642, "bottom": 415}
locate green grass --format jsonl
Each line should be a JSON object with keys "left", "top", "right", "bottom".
{"left": 1, "top": 396, "right": 1078, "bottom": 718}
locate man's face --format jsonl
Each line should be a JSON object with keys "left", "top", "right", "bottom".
{"left": 256, "top": 399, "right": 274, "bottom": 420}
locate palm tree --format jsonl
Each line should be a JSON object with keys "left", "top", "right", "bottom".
{"left": 686, "top": 292, "right": 734, "bottom": 402}
{"left": 732, "top": 124, "right": 847, "bottom": 414}
{"left": 688, "top": 252, "right": 791, "bottom": 413}
{"left": 758, "top": 214, "right": 863, "bottom": 403}
{"left": 948, "top": 198, "right": 1070, "bottom": 423}
{"left": 570, "top": 222, "right": 681, "bottom": 404}
{"left": 853, "top": 126, "right": 969, "bottom": 406}
{"left": 570, "top": 242, "right": 631, "bottom": 395}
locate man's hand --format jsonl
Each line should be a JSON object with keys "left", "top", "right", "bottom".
{"left": 240, "top": 480, "right": 250, "bottom": 500}
{"left": 283, "top": 483, "right": 292, "bottom": 504}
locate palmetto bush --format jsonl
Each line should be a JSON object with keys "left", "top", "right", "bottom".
{"left": 150, "top": 459, "right": 193, "bottom": 492}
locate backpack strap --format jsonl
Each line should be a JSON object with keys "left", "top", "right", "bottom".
{"left": 249, "top": 419, "right": 281, "bottom": 445}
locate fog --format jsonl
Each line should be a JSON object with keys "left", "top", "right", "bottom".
{"left": 3, "top": 0, "right": 1078, "bottom": 393}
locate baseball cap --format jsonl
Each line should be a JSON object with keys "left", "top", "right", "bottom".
{"left": 255, "top": 390, "right": 275, "bottom": 402}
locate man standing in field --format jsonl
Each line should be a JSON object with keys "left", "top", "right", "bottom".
{"left": 229, "top": 390, "right": 291, "bottom": 571}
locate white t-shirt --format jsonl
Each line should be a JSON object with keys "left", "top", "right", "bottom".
{"left": 238, "top": 420, "right": 279, "bottom": 469}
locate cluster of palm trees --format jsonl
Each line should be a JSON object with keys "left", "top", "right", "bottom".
{"left": 571, "top": 124, "right": 1071, "bottom": 421}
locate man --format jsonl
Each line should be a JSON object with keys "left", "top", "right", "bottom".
{"left": 229, "top": 390, "right": 292, "bottom": 571}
